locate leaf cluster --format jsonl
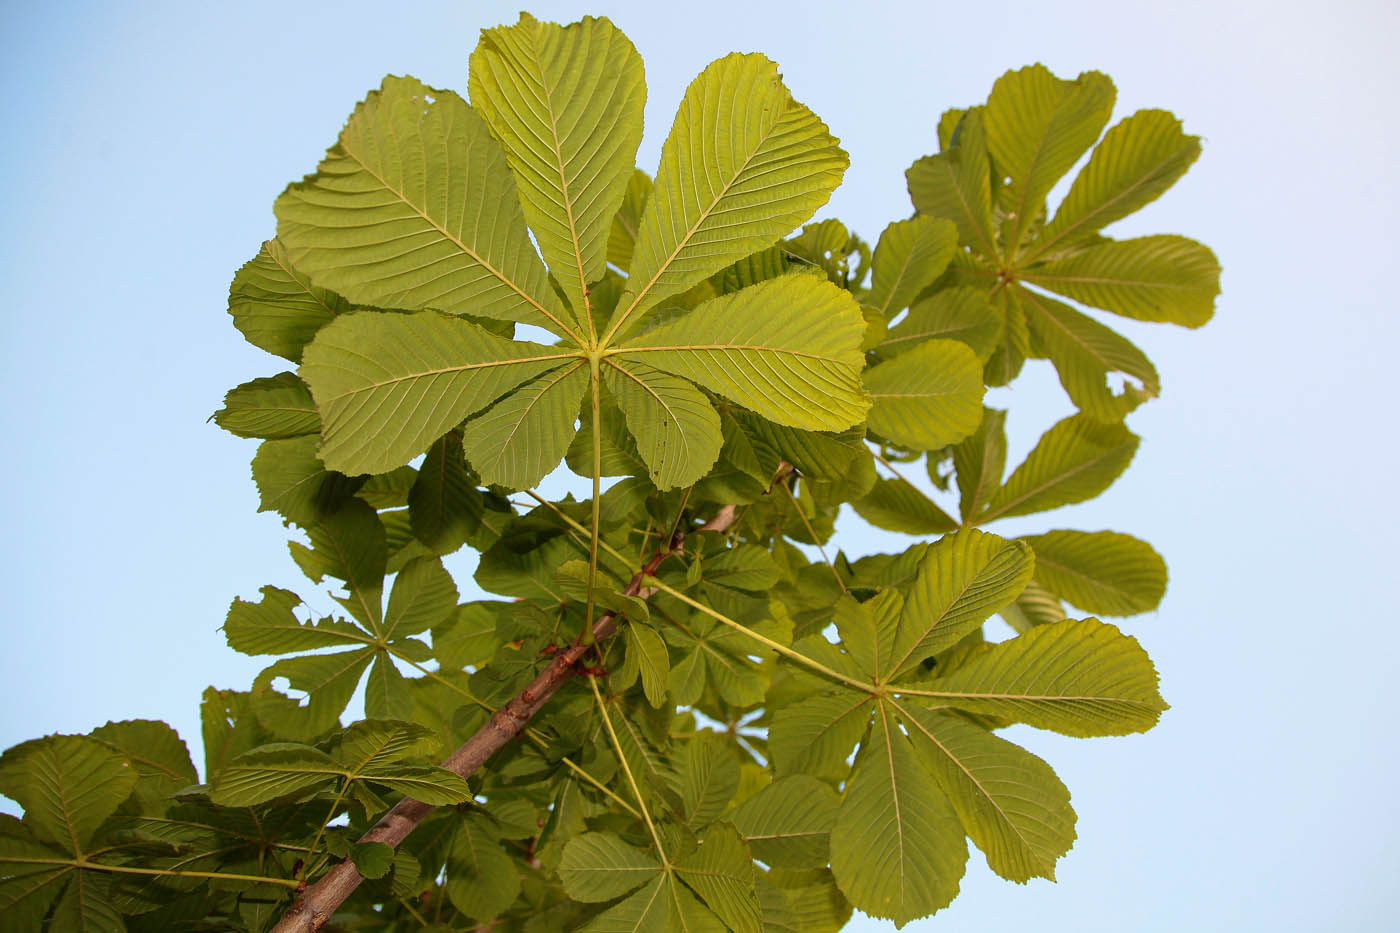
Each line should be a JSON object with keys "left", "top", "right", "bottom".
{"left": 2, "top": 13, "right": 1215, "bottom": 932}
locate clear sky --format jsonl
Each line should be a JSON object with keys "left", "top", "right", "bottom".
{"left": 1, "top": 1, "right": 1396, "bottom": 929}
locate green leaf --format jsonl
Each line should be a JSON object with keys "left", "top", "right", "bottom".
{"left": 224, "top": 586, "right": 364, "bottom": 655}
{"left": 89, "top": 719, "right": 198, "bottom": 805}
{"left": 730, "top": 776, "right": 839, "bottom": 870}
{"left": 250, "top": 436, "right": 340, "bottom": 527}
{"left": 831, "top": 589, "right": 904, "bottom": 682}
{"left": 384, "top": 556, "right": 458, "bottom": 639}
{"left": 558, "top": 832, "right": 662, "bottom": 903}
{"left": 603, "top": 358, "right": 722, "bottom": 490}
{"left": 433, "top": 601, "right": 504, "bottom": 671}
{"left": 829, "top": 705, "right": 966, "bottom": 926}
{"left": 619, "top": 276, "right": 869, "bottom": 432}
{"left": 702, "top": 546, "right": 781, "bottom": 592}
{"left": 214, "top": 372, "right": 320, "bottom": 439}
{"left": 1018, "top": 287, "right": 1160, "bottom": 422}
{"left": 1021, "top": 530, "right": 1167, "bottom": 616}
{"left": 983, "top": 285, "right": 1030, "bottom": 386}
{"left": 876, "top": 286, "right": 1002, "bottom": 363}
{"left": 208, "top": 743, "right": 341, "bottom": 806}
{"left": 624, "top": 623, "right": 670, "bottom": 708}
{"left": 921, "top": 618, "right": 1168, "bottom": 736}
{"left": 445, "top": 820, "right": 520, "bottom": 920}
{"left": 889, "top": 529, "right": 1034, "bottom": 678}
{"left": 299, "top": 309, "right": 574, "bottom": 475}
{"left": 460, "top": 361, "right": 589, "bottom": 490}
{"left": 867, "top": 217, "right": 958, "bottom": 317}
{"left": 289, "top": 498, "right": 386, "bottom": 629}
{"left": 897, "top": 703, "right": 1075, "bottom": 882}
{"left": 579, "top": 874, "right": 670, "bottom": 932}
{"left": 335, "top": 719, "right": 438, "bottom": 771}
{"left": 863, "top": 339, "right": 984, "bottom": 449}
{"left": 408, "top": 431, "right": 481, "bottom": 555}
{"left": 0, "top": 825, "right": 70, "bottom": 931}
{"left": 906, "top": 108, "right": 997, "bottom": 260}
{"left": 350, "top": 841, "right": 395, "bottom": 880}
{"left": 851, "top": 477, "right": 958, "bottom": 536}
{"left": 769, "top": 693, "right": 873, "bottom": 781}
{"left": 365, "top": 654, "right": 415, "bottom": 722}
{"left": 51, "top": 869, "right": 123, "bottom": 933}
{"left": 275, "top": 75, "right": 574, "bottom": 337}
{"left": 257, "top": 650, "right": 374, "bottom": 738}
{"left": 679, "top": 733, "right": 740, "bottom": 829}
{"left": 3, "top": 736, "right": 136, "bottom": 853}
{"left": 606, "top": 52, "right": 848, "bottom": 338}
{"left": 1000, "top": 579, "right": 1068, "bottom": 633}
{"left": 469, "top": 13, "right": 646, "bottom": 325}
{"left": 674, "top": 823, "right": 762, "bottom": 933}
{"left": 1026, "top": 109, "right": 1201, "bottom": 261}
{"left": 985, "top": 65, "right": 1116, "bottom": 254}
{"left": 1023, "top": 234, "right": 1220, "bottom": 328}
{"left": 953, "top": 407, "right": 1006, "bottom": 522}
{"left": 608, "top": 170, "right": 653, "bottom": 274}
{"left": 726, "top": 411, "right": 864, "bottom": 481}
{"left": 228, "top": 239, "right": 349, "bottom": 363}
{"left": 359, "top": 763, "right": 473, "bottom": 804}
{"left": 981, "top": 413, "right": 1138, "bottom": 521}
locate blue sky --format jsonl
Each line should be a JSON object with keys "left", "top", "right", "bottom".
{"left": 1, "top": 1, "right": 1396, "bottom": 929}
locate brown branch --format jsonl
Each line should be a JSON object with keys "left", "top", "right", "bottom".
{"left": 269, "top": 494, "right": 757, "bottom": 932}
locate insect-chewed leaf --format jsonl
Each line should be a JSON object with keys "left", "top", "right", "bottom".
{"left": 1021, "top": 530, "right": 1167, "bottom": 616}
{"left": 981, "top": 413, "right": 1138, "bottom": 521}
{"left": 461, "top": 361, "right": 589, "bottom": 489}
{"left": 867, "top": 216, "right": 958, "bottom": 318}
{"left": 224, "top": 585, "right": 363, "bottom": 656}
{"left": 897, "top": 703, "right": 1075, "bottom": 883}
{"left": 299, "top": 310, "right": 575, "bottom": 476}
{"left": 1018, "top": 287, "right": 1160, "bottom": 422}
{"left": 1024, "top": 234, "right": 1220, "bottom": 328}
{"left": 469, "top": 14, "right": 645, "bottom": 325}
{"left": 830, "top": 706, "right": 966, "bottom": 925}
{"left": 606, "top": 52, "right": 848, "bottom": 338}
{"left": 229, "top": 239, "right": 350, "bottom": 362}
{"left": 888, "top": 529, "right": 1034, "bottom": 679}
{"left": 558, "top": 832, "right": 661, "bottom": 903}
{"left": 618, "top": 276, "right": 869, "bottom": 431}
{"left": 985, "top": 65, "right": 1116, "bottom": 253}
{"left": 603, "top": 358, "right": 721, "bottom": 490}
{"left": 275, "top": 75, "right": 574, "bottom": 337}
{"left": 863, "top": 339, "right": 984, "bottom": 450}
{"left": 921, "top": 618, "right": 1168, "bottom": 736}
{"left": 1026, "top": 109, "right": 1201, "bottom": 261}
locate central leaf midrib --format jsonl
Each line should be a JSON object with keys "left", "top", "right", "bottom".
{"left": 982, "top": 440, "right": 1128, "bottom": 521}
{"left": 330, "top": 352, "right": 579, "bottom": 402}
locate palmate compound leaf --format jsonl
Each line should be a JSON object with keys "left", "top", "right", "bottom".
{"left": 1021, "top": 529, "right": 1167, "bottom": 616}
{"left": 617, "top": 275, "right": 870, "bottom": 432}
{"left": 895, "top": 702, "right": 1076, "bottom": 883}
{"left": 873, "top": 286, "right": 1003, "bottom": 363}
{"left": 0, "top": 821, "right": 71, "bottom": 933}
{"left": 469, "top": 13, "right": 646, "bottom": 329}
{"left": 914, "top": 618, "right": 1168, "bottom": 736}
{"left": 274, "top": 75, "right": 577, "bottom": 339}
{"left": 888, "top": 528, "right": 1035, "bottom": 680}
{"left": 979, "top": 412, "right": 1138, "bottom": 522}
{"left": 984, "top": 64, "right": 1116, "bottom": 256}
{"left": 603, "top": 358, "right": 723, "bottom": 490}
{"left": 861, "top": 338, "right": 984, "bottom": 450}
{"left": 829, "top": 703, "right": 966, "bottom": 927}
{"left": 604, "top": 52, "right": 849, "bottom": 341}
{"left": 298, "top": 309, "right": 575, "bottom": 475}
{"left": 407, "top": 430, "right": 481, "bottom": 555}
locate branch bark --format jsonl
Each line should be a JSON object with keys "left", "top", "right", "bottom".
{"left": 270, "top": 495, "right": 755, "bottom": 931}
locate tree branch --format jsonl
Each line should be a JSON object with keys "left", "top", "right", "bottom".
{"left": 269, "top": 494, "right": 755, "bottom": 932}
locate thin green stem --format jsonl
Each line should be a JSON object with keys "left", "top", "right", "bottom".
{"left": 397, "top": 895, "right": 430, "bottom": 927}
{"left": 302, "top": 781, "right": 351, "bottom": 882}
{"left": 871, "top": 450, "right": 959, "bottom": 528}
{"left": 583, "top": 361, "right": 603, "bottom": 646}
{"left": 648, "top": 579, "right": 876, "bottom": 696}
{"left": 778, "top": 478, "right": 846, "bottom": 593}
{"left": 555, "top": 753, "right": 642, "bottom": 819}
{"left": 587, "top": 675, "right": 668, "bottom": 865}
{"left": 47, "top": 859, "right": 301, "bottom": 889}
{"left": 525, "top": 489, "right": 632, "bottom": 568}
